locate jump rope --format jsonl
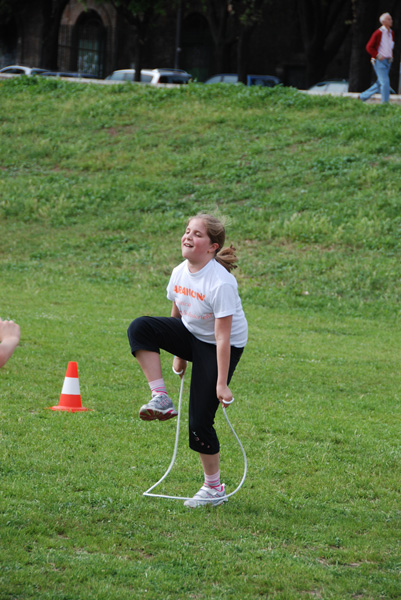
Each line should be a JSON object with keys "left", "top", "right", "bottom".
{"left": 143, "top": 369, "right": 248, "bottom": 502}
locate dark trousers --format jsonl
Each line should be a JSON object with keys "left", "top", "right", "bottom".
{"left": 127, "top": 316, "right": 243, "bottom": 455}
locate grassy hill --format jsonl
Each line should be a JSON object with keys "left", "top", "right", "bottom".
{"left": 0, "top": 77, "right": 400, "bottom": 599}
{"left": 1, "top": 77, "right": 400, "bottom": 317}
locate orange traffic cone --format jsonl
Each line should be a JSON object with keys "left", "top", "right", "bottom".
{"left": 48, "top": 361, "right": 91, "bottom": 412}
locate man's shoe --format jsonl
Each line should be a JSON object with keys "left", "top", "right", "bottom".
{"left": 139, "top": 393, "right": 178, "bottom": 421}
{"left": 184, "top": 484, "right": 228, "bottom": 508}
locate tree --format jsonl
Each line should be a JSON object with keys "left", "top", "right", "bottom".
{"left": 100, "top": 0, "right": 172, "bottom": 80}
{"left": 231, "top": 0, "right": 270, "bottom": 83}
{"left": 201, "top": 0, "right": 270, "bottom": 80}
{"left": 201, "top": 0, "right": 234, "bottom": 74}
{"left": 348, "top": 0, "right": 379, "bottom": 92}
{"left": 41, "top": 0, "right": 71, "bottom": 69}
{"left": 296, "top": 0, "right": 353, "bottom": 87}
{"left": 389, "top": 0, "right": 401, "bottom": 93}
{"left": 0, "top": 0, "right": 13, "bottom": 20}
{"left": 0, "top": 0, "right": 16, "bottom": 64}
{"left": 0, "top": 0, "right": 69, "bottom": 69}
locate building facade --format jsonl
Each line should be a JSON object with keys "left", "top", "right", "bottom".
{"left": 1, "top": 0, "right": 397, "bottom": 88}
{"left": 0, "top": 0, "right": 311, "bottom": 84}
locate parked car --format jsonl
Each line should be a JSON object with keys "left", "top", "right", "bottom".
{"left": 307, "top": 80, "right": 349, "bottom": 94}
{"left": 0, "top": 65, "right": 48, "bottom": 76}
{"left": 39, "top": 70, "right": 98, "bottom": 79}
{"left": 106, "top": 68, "right": 192, "bottom": 84}
{"left": 204, "top": 73, "right": 281, "bottom": 87}
{"left": 308, "top": 79, "right": 396, "bottom": 95}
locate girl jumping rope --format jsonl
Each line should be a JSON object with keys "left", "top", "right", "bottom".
{"left": 127, "top": 214, "right": 248, "bottom": 507}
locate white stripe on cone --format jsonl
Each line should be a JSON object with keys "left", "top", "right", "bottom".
{"left": 61, "top": 376, "right": 80, "bottom": 395}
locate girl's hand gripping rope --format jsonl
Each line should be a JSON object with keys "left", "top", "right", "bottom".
{"left": 217, "top": 383, "right": 235, "bottom": 408}
{"left": 172, "top": 357, "right": 187, "bottom": 379}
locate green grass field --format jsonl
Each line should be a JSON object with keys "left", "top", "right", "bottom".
{"left": 0, "top": 77, "right": 400, "bottom": 599}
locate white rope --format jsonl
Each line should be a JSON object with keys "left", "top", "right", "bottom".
{"left": 143, "top": 373, "right": 247, "bottom": 502}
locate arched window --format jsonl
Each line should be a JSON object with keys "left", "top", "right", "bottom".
{"left": 72, "top": 11, "right": 105, "bottom": 77}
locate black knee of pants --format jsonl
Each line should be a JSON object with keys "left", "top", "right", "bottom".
{"left": 127, "top": 316, "right": 193, "bottom": 359}
{"left": 127, "top": 316, "right": 159, "bottom": 356}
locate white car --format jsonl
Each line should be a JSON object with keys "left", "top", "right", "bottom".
{"left": 308, "top": 80, "right": 349, "bottom": 94}
{"left": 0, "top": 65, "right": 48, "bottom": 76}
{"left": 308, "top": 79, "right": 396, "bottom": 96}
{"left": 106, "top": 68, "right": 192, "bottom": 84}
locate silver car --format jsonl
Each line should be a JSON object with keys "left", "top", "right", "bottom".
{"left": 106, "top": 68, "right": 192, "bottom": 84}
{"left": 0, "top": 65, "right": 48, "bottom": 76}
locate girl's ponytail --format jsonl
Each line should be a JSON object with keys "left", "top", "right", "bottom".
{"left": 215, "top": 244, "right": 238, "bottom": 273}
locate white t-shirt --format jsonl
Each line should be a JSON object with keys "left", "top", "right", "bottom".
{"left": 166, "top": 259, "right": 248, "bottom": 348}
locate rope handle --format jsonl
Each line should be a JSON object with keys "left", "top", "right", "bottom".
{"left": 172, "top": 358, "right": 187, "bottom": 376}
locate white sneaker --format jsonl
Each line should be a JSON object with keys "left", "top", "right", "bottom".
{"left": 139, "top": 394, "right": 178, "bottom": 421}
{"left": 184, "top": 484, "right": 228, "bottom": 508}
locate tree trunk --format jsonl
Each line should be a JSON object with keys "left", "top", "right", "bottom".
{"left": 237, "top": 26, "right": 253, "bottom": 84}
{"left": 108, "top": 1, "right": 155, "bottom": 82}
{"left": 234, "top": 0, "right": 268, "bottom": 84}
{"left": 388, "top": 0, "right": 401, "bottom": 93}
{"left": 297, "top": 0, "right": 352, "bottom": 87}
{"left": 348, "top": 0, "right": 379, "bottom": 92}
{"left": 216, "top": 40, "right": 229, "bottom": 73}
{"left": 204, "top": 0, "right": 232, "bottom": 74}
{"left": 133, "top": 9, "right": 154, "bottom": 82}
{"left": 40, "top": 0, "right": 70, "bottom": 69}
{"left": 134, "top": 31, "right": 142, "bottom": 81}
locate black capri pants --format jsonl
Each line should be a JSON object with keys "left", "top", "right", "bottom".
{"left": 127, "top": 316, "right": 243, "bottom": 455}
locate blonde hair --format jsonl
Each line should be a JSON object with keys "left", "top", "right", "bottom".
{"left": 187, "top": 213, "right": 238, "bottom": 272}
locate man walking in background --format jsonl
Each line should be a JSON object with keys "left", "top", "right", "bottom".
{"left": 360, "top": 13, "right": 394, "bottom": 103}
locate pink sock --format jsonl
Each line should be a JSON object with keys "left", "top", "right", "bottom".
{"left": 149, "top": 378, "right": 167, "bottom": 397}
{"left": 204, "top": 471, "right": 222, "bottom": 490}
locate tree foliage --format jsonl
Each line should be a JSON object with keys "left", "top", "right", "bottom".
{"left": 0, "top": 0, "right": 13, "bottom": 20}
{"left": 348, "top": 0, "right": 379, "bottom": 92}
{"left": 200, "top": 0, "right": 234, "bottom": 74}
{"left": 97, "top": 0, "right": 173, "bottom": 79}
{"left": 296, "top": 0, "right": 353, "bottom": 86}
{"left": 231, "top": 0, "right": 270, "bottom": 82}
{"left": 41, "top": 0, "right": 71, "bottom": 69}
{"left": 200, "top": 0, "right": 270, "bottom": 79}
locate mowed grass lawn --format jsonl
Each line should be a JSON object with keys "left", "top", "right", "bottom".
{"left": 0, "top": 77, "right": 400, "bottom": 599}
